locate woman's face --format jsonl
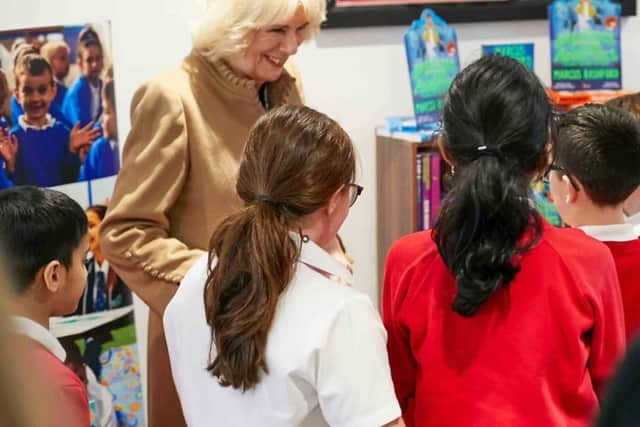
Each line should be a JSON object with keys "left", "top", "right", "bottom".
{"left": 227, "top": 6, "right": 309, "bottom": 86}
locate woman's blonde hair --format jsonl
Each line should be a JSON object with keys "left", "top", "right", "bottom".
{"left": 192, "top": 0, "right": 326, "bottom": 62}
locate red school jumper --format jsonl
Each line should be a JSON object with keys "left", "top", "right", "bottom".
{"left": 382, "top": 220, "right": 625, "bottom": 427}
{"left": 603, "top": 239, "right": 640, "bottom": 340}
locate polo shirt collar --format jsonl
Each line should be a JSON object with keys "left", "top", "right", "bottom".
{"left": 18, "top": 114, "right": 56, "bottom": 131}
{"left": 11, "top": 315, "right": 66, "bottom": 361}
{"left": 579, "top": 223, "right": 639, "bottom": 242}
{"left": 295, "top": 234, "right": 354, "bottom": 287}
{"left": 626, "top": 212, "right": 640, "bottom": 226}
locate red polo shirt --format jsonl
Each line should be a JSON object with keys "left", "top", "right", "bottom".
{"left": 383, "top": 220, "right": 625, "bottom": 427}
{"left": 11, "top": 316, "right": 91, "bottom": 427}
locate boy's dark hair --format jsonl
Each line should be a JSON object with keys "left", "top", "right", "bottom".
{"left": 13, "top": 53, "right": 53, "bottom": 89}
{"left": 78, "top": 26, "right": 103, "bottom": 59}
{"left": 606, "top": 93, "right": 640, "bottom": 121}
{"left": 555, "top": 104, "right": 640, "bottom": 206}
{"left": 0, "top": 186, "right": 88, "bottom": 294}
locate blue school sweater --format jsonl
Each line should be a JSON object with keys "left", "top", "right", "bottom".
{"left": 10, "top": 95, "right": 72, "bottom": 129}
{"left": 9, "top": 118, "right": 80, "bottom": 187}
{"left": 62, "top": 76, "right": 102, "bottom": 127}
{"left": 79, "top": 136, "right": 120, "bottom": 180}
{"left": 54, "top": 80, "right": 68, "bottom": 108}
{"left": 0, "top": 117, "right": 12, "bottom": 189}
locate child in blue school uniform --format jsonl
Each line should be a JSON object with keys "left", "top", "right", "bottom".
{"left": 10, "top": 43, "right": 73, "bottom": 128}
{"left": 0, "top": 69, "right": 15, "bottom": 189}
{"left": 41, "top": 40, "right": 71, "bottom": 108}
{"left": 79, "top": 77, "right": 119, "bottom": 180}
{"left": 7, "top": 53, "right": 100, "bottom": 187}
{"left": 63, "top": 27, "right": 104, "bottom": 128}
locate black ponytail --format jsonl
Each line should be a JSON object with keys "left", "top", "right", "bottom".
{"left": 434, "top": 55, "right": 551, "bottom": 317}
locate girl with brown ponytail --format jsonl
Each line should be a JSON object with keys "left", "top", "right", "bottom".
{"left": 163, "top": 105, "right": 403, "bottom": 427}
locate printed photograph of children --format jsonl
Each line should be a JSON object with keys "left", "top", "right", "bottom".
{"left": 0, "top": 22, "right": 142, "bottom": 427}
{"left": 0, "top": 22, "right": 120, "bottom": 190}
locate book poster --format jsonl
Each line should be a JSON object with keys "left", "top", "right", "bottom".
{"left": 482, "top": 43, "right": 535, "bottom": 71}
{"left": 0, "top": 23, "right": 144, "bottom": 427}
{"left": 404, "top": 9, "right": 460, "bottom": 130}
{"left": 549, "top": 0, "right": 622, "bottom": 91}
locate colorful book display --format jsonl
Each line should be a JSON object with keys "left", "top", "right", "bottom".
{"left": 549, "top": 0, "right": 622, "bottom": 91}
{"left": 404, "top": 10, "right": 460, "bottom": 130}
{"left": 482, "top": 43, "right": 535, "bottom": 71}
{"left": 416, "top": 152, "right": 443, "bottom": 231}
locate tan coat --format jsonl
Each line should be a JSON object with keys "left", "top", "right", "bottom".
{"left": 100, "top": 51, "right": 304, "bottom": 427}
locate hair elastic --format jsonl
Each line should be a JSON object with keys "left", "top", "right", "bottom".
{"left": 473, "top": 145, "right": 504, "bottom": 162}
{"left": 253, "top": 194, "right": 275, "bottom": 203}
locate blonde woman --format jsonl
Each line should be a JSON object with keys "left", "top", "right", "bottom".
{"left": 100, "top": 1, "right": 326, "bottom": 426}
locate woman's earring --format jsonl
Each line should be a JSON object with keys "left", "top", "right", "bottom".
{"left": 451, "top": 166, "right": 456, "bottom": 176}
{"left": 302, "top": 235, "right": 310, "bottom": 243}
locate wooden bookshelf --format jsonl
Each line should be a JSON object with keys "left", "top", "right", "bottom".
{"left": 376, "top": 130, "right": 440, "bottom": 295}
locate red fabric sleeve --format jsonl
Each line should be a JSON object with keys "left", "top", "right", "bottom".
{"left": 57, "top": 382, "right": 91, "bottom": 427}
{"left": 585, "top": 250, "right": 626, "bottom": 398}
{"left": 382, "top": 238, "right": 421, "bottom": 427}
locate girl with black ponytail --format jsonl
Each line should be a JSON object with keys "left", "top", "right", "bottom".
{"left": 383, "top": 55, "right": 624, "bottom": 426}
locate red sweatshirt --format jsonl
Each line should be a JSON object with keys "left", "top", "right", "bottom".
{"left": 383, "top": 220, "right": 625, "bottom": 427}
{"left": 603, "top": 239, "right": 640, "bottom": 340}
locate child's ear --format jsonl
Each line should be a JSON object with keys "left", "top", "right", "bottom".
{"left": 42, "top": 260, "right": 65, "bottom": 293}
{"left": 436, "top": 136, "right": 455, "bottom": 167}
{"left": 563, "top": 175, "right": 579, "bottom": 204}
{"left": 327, "top": 185, "right": 346, "bottom": 216}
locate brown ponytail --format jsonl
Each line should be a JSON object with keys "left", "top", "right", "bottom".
{"left": 204, "top": 105, "right": 355, "bottom": 391}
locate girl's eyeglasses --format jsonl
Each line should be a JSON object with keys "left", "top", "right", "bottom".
{"left": 542, "top": 164, "right": 580, "bottom": 191}
{"left": 347, "top": 184, "right": 364, "bottom": 207}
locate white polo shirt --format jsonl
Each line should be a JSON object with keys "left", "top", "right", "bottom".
{"left": 164, "top": 238, "right": 401, "bottom": 427}
{"left": 625, "top": 212, "right": 640, "bottom": 237}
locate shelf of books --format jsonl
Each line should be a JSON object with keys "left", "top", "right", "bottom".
{"left": 376, "top": 128, "right": 444, "bottom": 289}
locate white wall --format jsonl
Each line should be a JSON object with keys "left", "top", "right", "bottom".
{"left": 3, "top": 0, "right": 639, "bottom": 418}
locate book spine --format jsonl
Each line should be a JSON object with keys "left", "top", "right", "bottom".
{"left": 416, "top": 153, "right": 423, "bottom": 231}
{"left": 430, "top": 153, "right": 442, "bottom": 227}
{"left": 422, "top": 153, "right": 431, "bottom": 230}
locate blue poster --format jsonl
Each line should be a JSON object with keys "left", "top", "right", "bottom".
{"left": 405, "top": 10, "right": 460, "bottom": 130}
{"left": 482, "top": 43, "right": 535, "bottom": 71}
{"left": 549, "top": 0, "right": 622, "bottom": 91}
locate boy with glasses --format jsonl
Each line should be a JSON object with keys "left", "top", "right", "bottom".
{"left": 548, "top": 103, "right": 640, "bottom": 340}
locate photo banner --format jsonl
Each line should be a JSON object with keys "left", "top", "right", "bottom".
{"left": 0, "top": 22, "right": 144, "bottom": 427}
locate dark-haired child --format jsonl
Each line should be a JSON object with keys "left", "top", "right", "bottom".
{"left": 0, "top": 69, "right": 15, "bottom": 189}
{"left": 383, "top": 56, "right": 624, "bottom": 427}
{"left": 607, "top": 93, "right": 640, "bottom": 234}
{"left": 63, "top": 27, "right": 104, "bottom": 128}
{"left": 9, "top": 53, "right": 99, "bottom": 187}
{"left": 76, "top": 204, "right": 131, "bottom": 314}
{"left": 1, "top": 186, "right": 91, "bottom": 425}
{"left": 10, "top": 43, "right": 72, "bottom": 128}
{"left": 79, "top": 78, "right": 120, "bottom": 180}
{"left": 549, "top": 103, "right": 640, "bottom": 340}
